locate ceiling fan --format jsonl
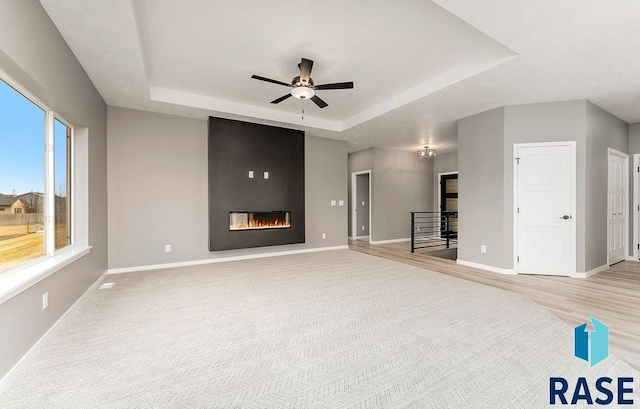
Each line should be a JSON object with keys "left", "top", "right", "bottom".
{"left": 251, "top": 58, "right": 354, "bottom": 109}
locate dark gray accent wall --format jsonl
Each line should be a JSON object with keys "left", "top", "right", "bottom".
{"left": 108, "top": 108, "right": 347, "bottom": 270}
{"left": 208, "top": 117, "right": 305, "bottom": 250}
{"left": 0, "top": 0, "right": 107, "bottom": 380}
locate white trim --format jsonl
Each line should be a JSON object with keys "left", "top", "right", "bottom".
{"left": 607, "top": 148, "right": 629, "bottom": 266}
{"left": 634, "top": 154, "right": 640, "bottom": 261}
{"left": 0, "top": 269, "right": 107, "bottom": 393}
{"left": 570, "top": 264, "right": 608, "bottom": 279}
{"left": 351, "top": 170, "right": 372, "bottom": 243}
{"left": 456, "top": 259, "right": 516, "bottom": 275}
{"left": 627, "top": 256, "right": 639, "bottom": 262}
{"left": 0, "top": 246, "right": 92, "bottom": 305}
{"left": 436, "top": 171, "right": 458, "bottom": 211}
{"left": 347, "top": 236, "right": 354, "bottom": 240}
{"left": 107, "top": 245, "right": 349, "bottom": 275}
{"left": 369, "top": 238, "right": 410, "bottom": 245}
{"left": 354, "top": 235, "right": 370, "bottom": 239}
{"left": 513, "top": 141, "right": 577, "bottom": 275}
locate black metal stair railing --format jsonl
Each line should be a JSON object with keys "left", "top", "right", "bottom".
{"left": 410, "top": 211, "right": 458, "bottom": 253}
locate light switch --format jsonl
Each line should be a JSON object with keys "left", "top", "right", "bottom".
{"left": 248, "top": 170, "right": 254, "bottom": 178}
{"left": 338, "top": 200, "right": 344, "bottom": 206}
{"left": 263, "top": 171, "right": 269, "bottom": 179}
{"left": 331, "top": 200, "right": 336, "bottom": 206}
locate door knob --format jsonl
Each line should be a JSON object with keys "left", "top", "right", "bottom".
{"left": 560, "top": 215, "right": 571, "bottom": 220}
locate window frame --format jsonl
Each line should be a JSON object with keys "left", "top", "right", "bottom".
{"left": 0, "top": 70, "right": 76, "bottom": 272}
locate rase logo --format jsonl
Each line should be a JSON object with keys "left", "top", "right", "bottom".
{"left": 549, "top": 317, "right": 634, "bottom": 406}
{"left": 574, "top": 316, "right": 608, "bottom": 367}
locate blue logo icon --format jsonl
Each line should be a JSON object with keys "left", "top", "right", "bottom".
{"left": 574, "top": 317, "right": 609, "bottom": 367}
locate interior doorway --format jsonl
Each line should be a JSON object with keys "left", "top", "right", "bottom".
{"left": 608, "top": 149, "right": 629, "bottom": 265}
{"left": 351, "top": 170, "right": 371, "bottom": 241}
{"left": 438, "top": 172, "right": 458, "bottom": 239}
{"left": 514, "top": 142, "right": 576, "bottom": 276}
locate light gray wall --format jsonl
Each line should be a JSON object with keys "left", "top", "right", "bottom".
{"left": 504, "top": 100, "right": 587, "bottom": 271}
{"left": 459, "top": 100, "right": 629, "bottom": 273}
{"left": 107, "top": 107, "right": 347, "bottom": 269}
{"left": 356, "top": 174, "right": 370, "bottom": 236}
{"left": 433, "top": 150, "right": 458, "bottom": 211}
{"left": 304, "top": 135, "right": 349, "bottom": 247}
{"left": 629, "top": 123, "right": 640, "bottom": 259}
{"left": 372, "top": 148, "right": 433, "bottom": 241}
{"left": 347, "top": 149, "right": 373, "bottom": 238}
{"left": 458, "top": 107, "right": 507, "bottom": 268}
{"left": 0, "top": 0, "right": 107, "bottom": 379}
{"left": 586, "top": 101, "right": 629, "bottom": 267}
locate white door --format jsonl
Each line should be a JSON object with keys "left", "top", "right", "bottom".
{"left": 608, "top": 152, "right": 627, "bottom": 265}
{"left": 516, "top": 144, "right": 573, "bottom": 275}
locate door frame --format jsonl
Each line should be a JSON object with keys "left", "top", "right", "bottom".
{"left": 437, "top": 171, "right": 458, "bottom": 212}
{"left": 351, "top": 170, "right": 372, "bottom": 241}
{"left": 513, "top": 141, "right": 576, "bottom": 275}
{"left": 607, "top": 148, "right": 629, "bottom": 266}
{"left": 633, "top": 154, "right": 640, "bottom": 261}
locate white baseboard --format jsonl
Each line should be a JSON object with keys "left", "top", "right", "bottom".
{"left": 347, "top": 236, "right": 353, "bottom": 240}
{"left": 627, "top": 256, "right": 639, "bottom": 262}
{"left": 456, "top": 259, "right": 515, "bottom": 275}
{"left": 369, "top": 238, "right": 410, "bottom": 245}
{"left": 570, "top": 264, "right": 608, "bottom": 279}
{"left": 0, "top": 270, "right": 108, "bottom": 394}
{"left": 107, "top": 245, "right": 349, "bottom": 275}
{"left": 354, "top": 235, "right": 370, "bottom": 240}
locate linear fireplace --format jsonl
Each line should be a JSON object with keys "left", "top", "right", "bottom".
{"left": 209, "top": 117, "right": 305, "bottom": 250}
{"left": 229, "top": 211, "right": 291, "bottom": 231}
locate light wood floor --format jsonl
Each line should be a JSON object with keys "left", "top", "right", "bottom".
{"left": 349, "top": 239, "right": 640, "bottom": 370}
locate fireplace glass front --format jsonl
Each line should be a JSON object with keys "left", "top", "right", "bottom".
{"left": 229, "top": 211, "right": 291, "bottom": 231}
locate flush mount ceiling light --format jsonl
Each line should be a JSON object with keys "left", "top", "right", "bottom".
{"left": 417, "top": 146, "right": 437, "bottom": 158}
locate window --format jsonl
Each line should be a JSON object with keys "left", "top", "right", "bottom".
{"left": 0, "top": 78, "right": 73, "bottom": 274}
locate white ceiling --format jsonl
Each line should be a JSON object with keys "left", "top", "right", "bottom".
{"left": 39, "top": 0, "right": 640, "bottom": 153}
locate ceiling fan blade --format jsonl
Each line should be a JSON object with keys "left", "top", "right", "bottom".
{"left": 314, "top": 81, "right": 354, "bottom": 90}
{"left": 298, "top": 58, "right": 314, "bottom": 84}
{"left": 271, "top": 94, "right": 293, "bottom": 104}
{"left": 310, "top": 95, "right": 328, "bottom": 109}
{"left": 251, "top": 75, "right": 291, "bottom": 87}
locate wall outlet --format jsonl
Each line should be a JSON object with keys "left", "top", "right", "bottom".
{"left": 42, "top": 292, "right": 48, "bottom": 310}
{"left": 338, "top": 200, "right": 344, "bottom": 206}
{"left": 165, "top": 244, "right": 172, "bottom": 252}
{"left": 361, "top": 201, "right": 365, "bottom": 206}
{"left": 322, "top": 233, "right": 326, "bottom": 239}
{"left": 362, "top": 225, "right": 365, "bottom": 231}
{"left": 263, "top": 171, "right": 269, "bottom": 179}
{"left": 248, "top": 170, "right": 254, "bottom": 178}
{"left": 480, "top": 245, "right": 487, "bottom": 253}
{"left": 330, "top": 200, "right": 336, "bottom": 206}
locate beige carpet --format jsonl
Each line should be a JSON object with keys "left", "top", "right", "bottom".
{"left": 1, "top": 250, "right": 638, "bottom": 408}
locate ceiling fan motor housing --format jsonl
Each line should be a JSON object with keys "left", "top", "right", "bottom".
{"left": 292, "top": 75, "right": 314, "bottom": 87}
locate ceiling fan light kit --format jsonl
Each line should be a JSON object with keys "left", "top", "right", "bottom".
{"left": 251, "top": 58, "right": 354, "bottom": 109}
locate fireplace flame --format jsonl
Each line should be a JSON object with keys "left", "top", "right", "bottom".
{"left": 230, "top": 218, "right": 291, "bottom": 230}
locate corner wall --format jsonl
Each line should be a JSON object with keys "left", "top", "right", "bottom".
{"left": 107, "top": 107, "right": 347, "bottom": 270}
{"left": 458, "top": 100, "right": 629, "bottom": 274}
{"left": 0, "top": 0, "right": 108, "bottom": 379}
{"left": 458, "top": 107, "right": 506, "bottom": 268}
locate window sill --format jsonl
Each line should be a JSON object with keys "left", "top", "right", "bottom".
{"left": 0, "top": 246, "right": 91, "bottom": 305}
